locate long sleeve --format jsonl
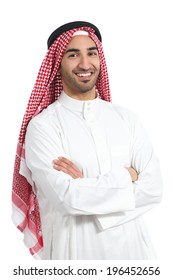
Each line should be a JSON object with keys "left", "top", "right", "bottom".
{"left": 25, "top": 117, "right": 135, "bottom": 216}
{"left": 96, "top": 115, "right": 163, "bottom": 230}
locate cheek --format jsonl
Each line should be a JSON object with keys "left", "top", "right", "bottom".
{"left": 61, "top": 60, "right": 77, "bottom": 73}
{"left": 95, "top": 58, "right": 100, "bottom": 70}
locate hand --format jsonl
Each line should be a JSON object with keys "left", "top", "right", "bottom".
{"left": 53, "top": 157, "right": 84, "bottom": 179}
{"left": 126, "top": 167, "right": 138, "bottom": 182}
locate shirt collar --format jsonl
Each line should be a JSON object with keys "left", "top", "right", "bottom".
{"left": 58, "top": 91, "right": 99, "bottom": 112}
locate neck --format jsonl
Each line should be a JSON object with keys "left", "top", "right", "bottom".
{"left": 63, "top": 89, "right": 97, "bottom": 101}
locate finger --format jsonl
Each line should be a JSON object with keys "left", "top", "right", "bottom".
{"left": 53, "top": 159, "right": 74, "bottom": 171}
{"left": 53, "top": 160, "right": 83, "bottom": 179}
{"left": 54, "top": 157, "right": 81, "bottom": 173}
{"left": 58, "top": 157, "right": 81, "bottom": 173}
{"left": 55, "top": 165, "right": 78, "bottom": 178}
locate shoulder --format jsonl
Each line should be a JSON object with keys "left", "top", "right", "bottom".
{"left": 99, "top": 99, "right": 139, "bottom": 123}
{"left": 27, "top": 100, "right": 60, "bottom": 134}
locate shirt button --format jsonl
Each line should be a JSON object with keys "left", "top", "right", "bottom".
{"left": 102, "top": 157, "right": 108, "bottom": 163}
{"left": 87, "top": 102, "right": 92, "bottom": 109}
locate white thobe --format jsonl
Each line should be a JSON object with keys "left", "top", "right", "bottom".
{"left": 25, "top": 91, "right": 162, "bottom": 260}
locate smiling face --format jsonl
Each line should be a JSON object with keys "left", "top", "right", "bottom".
{"left": 60, "top": 35, "right": 100, "bottom": 100}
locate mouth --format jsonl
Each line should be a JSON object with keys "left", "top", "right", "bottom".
{"left": 76, "top": 72, "right": 92, "bottom": 78}
{"left": 74, "top": 71, "right": 93, "bottom": 82}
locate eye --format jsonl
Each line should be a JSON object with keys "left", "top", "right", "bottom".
{"left": 68, "top": 52, "right": 78, "bottom": 58}
{"left": 88, "top": 51, "right": 98, "bottom": 57}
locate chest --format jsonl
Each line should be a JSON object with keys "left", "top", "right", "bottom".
{"left": 57, "top": 109, "right": 132, "bottom": 175}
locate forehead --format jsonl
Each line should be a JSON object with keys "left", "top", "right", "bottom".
{"left": 66, "top": 35, "right": 97, "bottom": 49}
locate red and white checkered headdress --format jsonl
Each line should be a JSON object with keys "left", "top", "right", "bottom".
{"left": 12, "top": 22, "right": 111, "bottom": 258}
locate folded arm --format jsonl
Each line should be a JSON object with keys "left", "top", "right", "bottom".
{"left": 53, "top": 157, "right": 138, "bottom": 182}
{"left": 95, "top": 116, "right": 163, "bottom": 229}
{"left": 25, "top": 119, "right": 135, "bottom": 216}
{"left": 25, "top": 113, "right": 162, "bottom": 224}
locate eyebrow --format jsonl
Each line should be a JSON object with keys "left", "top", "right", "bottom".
{"left": 65, "top": 46, "right": 98, "bottom": 54}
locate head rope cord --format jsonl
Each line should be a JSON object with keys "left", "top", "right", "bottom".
{"left": 12, "top": 26, "right": 111, "bottom": 258}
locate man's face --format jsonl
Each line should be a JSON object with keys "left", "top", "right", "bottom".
{"left": 60, "top": 35, "right": 100, "bottom": 99}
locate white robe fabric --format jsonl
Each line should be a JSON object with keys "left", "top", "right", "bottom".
{"left": 25, "top": 91, "right": 162, "bottom": 260}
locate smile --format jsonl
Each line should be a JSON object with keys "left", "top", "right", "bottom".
{"left": 76, "top": 73, "right": 92, "bottom": 77}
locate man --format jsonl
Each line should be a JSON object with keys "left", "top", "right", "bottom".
{"left": 12, "top": 21, "right": 162, "bottom": 260}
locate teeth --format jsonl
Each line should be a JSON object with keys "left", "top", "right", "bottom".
{"left": 77, "top": 73, "right": 91, "bottom": 77}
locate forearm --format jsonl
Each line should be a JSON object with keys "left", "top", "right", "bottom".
{"left": 96, "top": 154, "right": 163, "bottom": 230}
{"left": 25, "top": 121, "right": 135, "bottom": 216}
{"left": 28, "top": 160, "right": 135, "bottom": 216}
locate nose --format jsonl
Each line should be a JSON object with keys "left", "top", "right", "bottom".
{"left": 78, "top": 54, "right": 91, "bottom": 70}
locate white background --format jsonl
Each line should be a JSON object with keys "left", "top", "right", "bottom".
{"left": 0, "top": 0, "right": 173, "bottom": 278}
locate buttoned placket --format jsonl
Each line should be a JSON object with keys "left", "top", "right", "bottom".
{"left": 83, "top": 101, "right": 111, "bottom": 174}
